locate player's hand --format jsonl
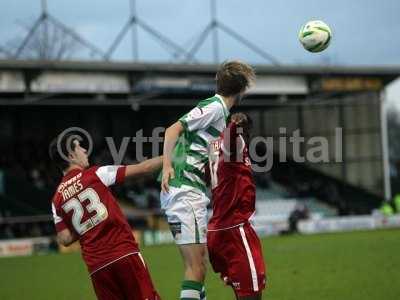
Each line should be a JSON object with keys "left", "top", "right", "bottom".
{"left": 161, "top": 166, "right": 175, "bottom": 193}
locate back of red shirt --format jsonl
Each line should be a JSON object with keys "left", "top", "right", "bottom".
{"left": 51, "top": 165, "right": 139, "bottom": 274}
{"left": 208, "top": 122, "right": 256, "bottom": 230}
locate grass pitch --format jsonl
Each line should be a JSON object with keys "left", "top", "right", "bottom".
{"left": 0, "top": 229, "right": 399, "bottom": 300}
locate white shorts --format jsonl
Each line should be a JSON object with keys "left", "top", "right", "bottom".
{"left": 160, "top": 186, "right": 209, "bottom": 245}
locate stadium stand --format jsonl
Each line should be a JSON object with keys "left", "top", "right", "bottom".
{"left": 1, "top": 61, "right": 399, "bottom": 243}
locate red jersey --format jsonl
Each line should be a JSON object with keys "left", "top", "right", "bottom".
{"left": 51, "top": 165, "right": 139, "bottom": 275}
{"left": 208, "top": 122, "right": 256, "bottom": 230}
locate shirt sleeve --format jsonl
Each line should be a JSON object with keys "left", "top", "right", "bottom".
{"left": 95, "top": 165, "right": 127, "bottom": 187}
{"left": 52, "top": 202, "right": 67, "bottom": 232}
{"left": 179, "top": 102, "right": 224, "bottom": 132}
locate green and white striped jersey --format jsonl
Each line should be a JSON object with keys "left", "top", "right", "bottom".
{"left": 169, "top": 94, "right": 229, "bottom": 193}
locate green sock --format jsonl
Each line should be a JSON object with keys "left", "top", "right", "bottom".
{"left": 180, "top": 280, "right": 203, "bottom": 300}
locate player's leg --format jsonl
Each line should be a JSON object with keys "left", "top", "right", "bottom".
{"left": 215, "top": 224, "right": 266, "bottom": 300}
{"left": 179, "top": 244, "right": 207, "bottom": 281}
{"left": 162, "top": 187, "right": 209, "bottom": 300}
{"left": 177, "top": 205, "right": 208, "bottom": 300}
{"left": 91, "top": 264, "right": 124, "bottom": 300}
{"left": 179, "top": 243, "right": 208, "bottom": 299}
{"left": 114, "top": 253, "right": 161, "bottom": 300}
{"left": 207, "top": 230, "right": 231, "bottom": 297}
{"left": 234, "top": 223, "right": 266, "bottom": 300}
{"left": 235, "top": 293, "right": 262, "bottom": 300}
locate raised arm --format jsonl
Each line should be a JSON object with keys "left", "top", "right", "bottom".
{"left": 161, "top": 121, "right": 184, "bottom": 192}
{"left": 222, "top": 113, "right": 247, "bottom": 159}
{"left": 222, "top": 122, "right": 240, "bottom": 154}
{"left": 94, "top": 157, "right": 162, "bottom": 188}
{"left": 125, "top": 156, "right": 163, "bottom": 179}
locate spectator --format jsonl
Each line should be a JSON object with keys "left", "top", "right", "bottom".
{"left": 288, "top": 203, "right": 310, "bottom": 233}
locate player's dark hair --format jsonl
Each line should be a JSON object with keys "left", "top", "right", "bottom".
{"left": 229, "top": 112, "right": 253, "bottom": 131}
{"left": 229, "top": 112, "right": 253, "bottom": 144}
{"left": 243, "top": 113, "right": 253, "bottom": 132}
{"left": 49, "top": 133, "right": 78, "bottom": 173}
{"left": 216, "top": 60, "right": 256, "bottom": 97}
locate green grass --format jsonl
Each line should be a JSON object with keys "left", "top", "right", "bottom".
{"left": 0, "top": 229, "right": 400, "bottom": 300}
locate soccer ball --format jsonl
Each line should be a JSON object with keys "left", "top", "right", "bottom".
{"left": 299, "top": 20, "right": 332, "bottom": 53}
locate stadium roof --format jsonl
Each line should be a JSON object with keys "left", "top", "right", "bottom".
{"left": 0, "top": 59, "right": 400, "bottom": 77}
{"left": 0, "top": 59, "right": 399, "bottom": 106}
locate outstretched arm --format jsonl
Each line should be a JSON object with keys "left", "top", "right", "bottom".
{"left": 222, "top": 120, "right": 245, "bottom": 157}
{"left": 125, "top": 156, "right": 163, "bottom": 179}
{"left": 222, "top": 122, "right": 240, "bottom": 155}
{"left": 161, "top": 121, "right": 184, "bottom": 192}
{"left": 95, "top": 157, "right": 162, "bottom": 187}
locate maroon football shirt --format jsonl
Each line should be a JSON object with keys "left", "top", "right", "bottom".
{"left": 208, "top": 122, "right": 256, "bottom": 230}
{"left": 51, "top": 165, "right": 139, "bottom": 274}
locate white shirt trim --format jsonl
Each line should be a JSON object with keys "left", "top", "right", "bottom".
{"left": 95, "top": 165, "right": 121, "bottom": 187}
{"left": 215, "top": 94, "right": 229, "bottom": 115}
{"left": 207, "top": 222, "right": 245, "bottom": 232}
{"left": 239, "top": 224, "right": 259, "bottom": 292}
{"left": 90, "top": 252, "right": 138, "bottom": 276}
{"left": 52, "top": 203, "right": 63, "bottom": 224}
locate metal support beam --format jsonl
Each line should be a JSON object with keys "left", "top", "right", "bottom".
{"left": 184, "top": 0, "right": 280, "bottom": 65}
{"left": 49, "top": 15, "right": 106, "bottom": 59}
{"left": 106, "top": 0, "right": 187, "bottom": 61}
{"left": 130, "top": 0, "right": 139, "bottom": 61}
{"left": 106, "top": 19, "right": 133, "bottom": 60}
{"left": 218, "top": 22, "right": 280, "bottom": 65}
{"left": 15, "top": 0, "right": 106, "bottom": 60}
{"left": 15, "top": 16, "right": 43, "bottom": 58}
{"left": 42, "top": 0, "right": 49, "bottom": 59}
{"left": 137, "top": 19, "right": 187, "bottom": 58}
{"left": 6, "top": 0, "right": 281, "bottom": 64}
{"left": 185, "top": 23, "right": 214, "bottom": 62}
{"left": 0, "top": 46, "right": 13, "bottom": 57}
{"left": 211, "top": 0, "right": 219, "bottom": 63}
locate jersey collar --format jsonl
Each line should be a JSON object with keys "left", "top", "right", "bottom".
{"left": 215, "top": 94, "right": 229, "bottom": 119}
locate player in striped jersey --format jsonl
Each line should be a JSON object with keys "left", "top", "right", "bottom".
{"left": 161, "top": 61, "right": 255, "bottom": 300}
